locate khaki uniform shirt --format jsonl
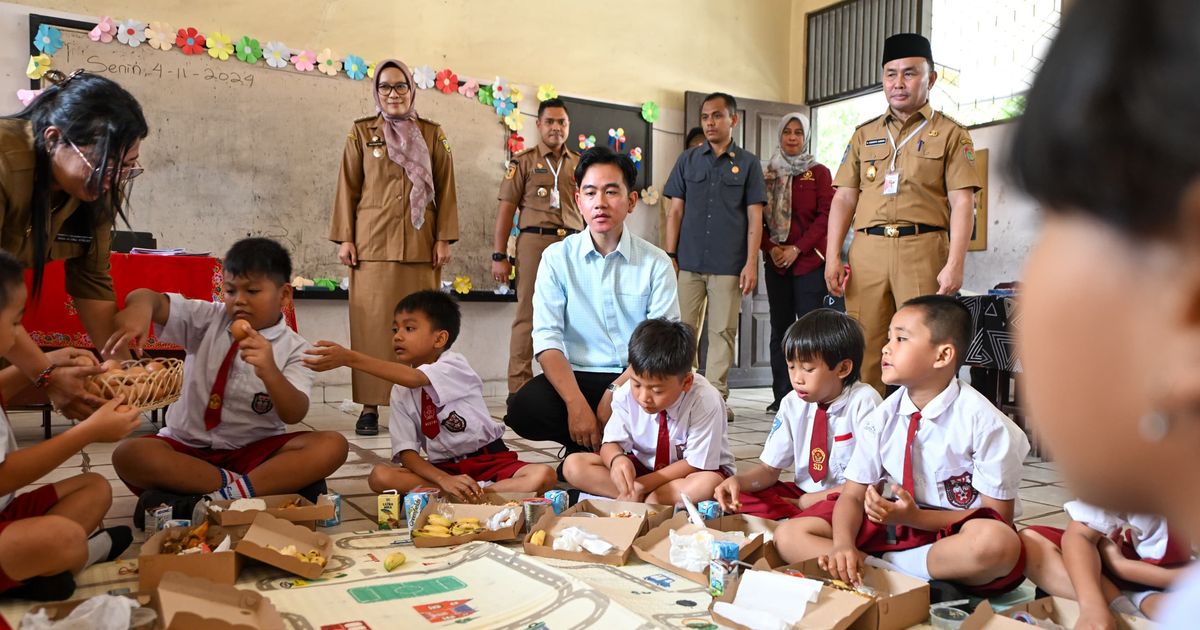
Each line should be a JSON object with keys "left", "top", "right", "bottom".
{"left": 833, "top": 103, "right": 980, "bottom": 231}
{"left": 498, "top": 142, "right": 582, "bottom": 231}
{"left": 329, "top": 115, "right": 459, "bottom": 261}
{"left": 0, "top": 119, "right": 114, "bottom": 300}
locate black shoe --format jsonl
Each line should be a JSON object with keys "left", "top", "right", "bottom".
{"left": 355, "top": 411, "right": 379, "bottom": 436}
{"left": 928, "top": 579, "right": 971, "bottom": 606}
{"left": 5, "top": 572, "right": 75, "bottom": 601}
{"left": 133, "top": 489, "right": 205, "bottom": 530}
{"left": 91, "top": 526, "right": 133, "bottom": 563}
{"left": 766, "top": 400, "right": 780, "bottom": 413}
{"left": 566, "top": 488, "right": 581, "bottom": 506}
{"left": 506, "top": 393, "right": 516, "bottom": 408}
{"left": 296, "top": 479, "right": 329, "bottom": 503}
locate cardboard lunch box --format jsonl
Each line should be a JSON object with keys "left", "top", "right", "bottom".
{"left": 448, "top": 490, "right": 536, "bottom": 504}
{"left": 234, "top": 512, "right": 334, "bottom": 580}
{"left": 710, "top": 568, "right": 875, "bottom": 630}
{"left": 138, "top": 522, "right": 247, "bottom": 591}
{"left": 522, "top": 510, "right": 647, "bottom": 566}
{"left": 761, "top": 558, "right": 930, "bottom": 630}
{"left": 26, "top": 571, "right": 284, "bottom": 630}
{"left": 410, "top": 501, "right": 524, "bottom": 548}
{"left": 560, "top": 498, "right": 673, "bottom": 532}
{"left": 962, "top": 597, "right": 1158, "bottom": 630}
{"left": 630, "top": 513, "right": 768, "bottom": 585}
{"left": 206, "top": 493, "right": 335, "bottom": 529}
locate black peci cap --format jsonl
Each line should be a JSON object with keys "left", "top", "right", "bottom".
{"left": 883, "top": 33, "right": 933, "bottom": 66}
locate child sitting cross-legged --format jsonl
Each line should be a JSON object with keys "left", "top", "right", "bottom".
{"left": 305, "top": 289, "right": 556, "bottom": 501}
{"left": 562, "top": 318, "right": 734, "bottom": 504}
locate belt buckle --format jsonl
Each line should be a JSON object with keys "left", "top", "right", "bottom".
{"left": 884, "top": 225, "right": 900, "bottom": 238}
{"left": 555, "top": 228, "right": 567, "bottom": 237}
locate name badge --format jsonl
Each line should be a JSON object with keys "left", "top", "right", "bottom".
{"left": 55, "top": 233, "right": 93, "bottom": 244}
{"left": 865, "top": 138, "right": 887, "bottom": 146}
{"left": 882, "top": 170, "right": 901, "bottom": 196}
{"left": 533, "top": 167, "right": 549, "bottom": 174}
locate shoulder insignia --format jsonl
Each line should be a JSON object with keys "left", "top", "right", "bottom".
{"left": 505, "top": 163, "right": 517, "bottom": 180}
{"left": 440, "top": 135, "right": 451, "bottom": 154}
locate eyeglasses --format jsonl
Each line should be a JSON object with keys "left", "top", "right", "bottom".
{"left": 66, "top": 138, "right": 144, "bottom": 183}
{"left": 377, "top": 82, "right": 411, "bottom": 96}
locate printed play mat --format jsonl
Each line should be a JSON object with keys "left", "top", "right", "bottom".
{"left": 0, "top": 529, "right": 723, "bottom": 629}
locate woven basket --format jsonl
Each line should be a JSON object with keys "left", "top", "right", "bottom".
{"left": 88, "top": 358, "right": 184, "bottom": 411}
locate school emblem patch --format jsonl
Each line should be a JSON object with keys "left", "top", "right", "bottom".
{"left": 441, "top": 411, "right": 467, "bottom": 433}
{"left": 767, "top": 417, "right": 783, "bottom": 439}
{"left": 942, "top": 472, "right": 978, "bottom": 508}
{"left": 251, "top": 392, "right": 273, "bottom": 415}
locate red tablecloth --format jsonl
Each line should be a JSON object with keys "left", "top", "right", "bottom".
{"left": 22, "top": 254, "right": 298, "bottom": 350}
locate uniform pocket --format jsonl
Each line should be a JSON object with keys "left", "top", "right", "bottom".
{"left": 721, "top": 171, "right": 747, "bottom": 207}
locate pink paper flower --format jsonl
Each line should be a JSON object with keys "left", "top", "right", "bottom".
{"left": 458, "top": 78, "right": 479, "bottom": 98}
{"left": 89, "top": 16, "right": 115, "bottom": 43}
{"left": 291, "top": 49, "right": 317, "bottom": 72}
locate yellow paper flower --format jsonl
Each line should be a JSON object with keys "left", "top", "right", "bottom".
{"left": 509, "top": 85, "right": 523, "bottom": 103}
{"left": 367, "top": 63, "right": 376, "bottom": 79}
{"left": 26, "top": 54, "right": 51, "bottom": 80}
{"left": 316, "top": 48, "right": 341, "bottom": 76}
{"left": 509, "top": 266, "right": 516, "bottom": 280}
{"left": 537, "top": 84, "right": 557, "bottom": 101}
{"left": 206, "top": 31, "right": 233, "bottom": 60}
{"left": 145, "top": 21, "right": 173, "bottom": 51}
{"left": 452, "top": 276, "right": 472, "bottom": 294}
{"left": 504, "top": 111, "right": 523, "bottom": 132}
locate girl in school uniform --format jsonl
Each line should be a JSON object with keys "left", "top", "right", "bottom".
{"left": 329, "top": 59, "right": 460, "bottom": 437}
{"left": 1009, "top": 1, "right": 1200, "bottom": 628}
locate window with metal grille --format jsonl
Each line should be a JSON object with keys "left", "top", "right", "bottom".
{"left": 805, "top": 0, "right": 930, "bottom": 106}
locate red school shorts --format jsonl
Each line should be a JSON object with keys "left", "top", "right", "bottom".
{"left": 0, "top": 484, "right": 61, "bottom": 593}
{"left": 798, "top": 493, "right": 1026, "bottom": 597}
{"left": 1023, "top": 525, "right": 1190, "bottom": 592}
{"left": 734, "top": 481, "right": 806, "bottom": 520}
{"left": 123, "top": 432, "right": 308, "bottom": 495}
{"left": 432, "top": 450, "right": 530, "bottom": 483}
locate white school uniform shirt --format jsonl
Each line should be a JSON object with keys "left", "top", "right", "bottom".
{"left": 602, "top": 373, "right": 735, "bottom": 476}
{"left": 389, "top": 351, "right": 503, "bottom": 464}
{"left": 760, "top": 381, "right": 882, "bottom": 493}
{"left": 843, "top": 378, "right": 1030, "bottom": 512}
{"left": 155, "top": 293, "right": 315, "bottom": 450}
{"left": 1064, "top": 500, "right": 1180, "bottom": 562}
{"left": 0, "top": 408, "right": 17, "bottom": 512}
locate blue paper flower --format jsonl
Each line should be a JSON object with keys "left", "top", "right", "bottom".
{"left": 493, "top": 97, "right": 514, "bottom": 117}
{"left": 343, "top": 54, "right": 367, "bottom": 80}
{"left": 34, "top": 24, "right": 63, "bottom": 55}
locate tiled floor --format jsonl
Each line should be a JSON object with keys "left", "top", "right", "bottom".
{"left": 8, "top": 386, "right": 1070, "bottom": 559}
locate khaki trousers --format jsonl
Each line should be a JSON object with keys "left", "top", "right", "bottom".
{"left": 845, "top": 231, "right": 949, "bottom": 394}
{"left": 677, "top": 270, "right": 742, "bottom": 397}
{"left": 349, "top": 261, "right": 439, "bottom": 405}
{"left": 507, "top": 232, "right": 561, "bottom": 394}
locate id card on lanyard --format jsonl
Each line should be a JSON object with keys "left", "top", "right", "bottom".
{"left": 882, "top": 119, "right": 929, "bottom": 196}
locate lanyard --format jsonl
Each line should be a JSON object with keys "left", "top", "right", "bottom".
{"left": 885, "top": 118, "right": 929, "bottom": 171}
{"left": 546, "top": 153, "right": 565, "bottom": 193}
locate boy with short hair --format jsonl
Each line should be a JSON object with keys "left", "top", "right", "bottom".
{"left": 561, "top": 318, "right": 734, "bottom": 504}
{"left": 0, "top": 251, "right": 141, "bottom": 601}
{"left": 775, "top": 295, "right": 1030, "bottom": 597}
{"left": 110, "top": 238, "right": 348, "bottom": 527}
{"left": 714, "top": 309, "right": 880, "bottom": 520}
{"left": 305, "top": 290, "right": 555, "bottom": 500}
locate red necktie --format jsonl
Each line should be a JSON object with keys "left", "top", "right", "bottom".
{"left": 901, "top": 411, "right": 922, "bottom": 496}
{"left": 203, "top": 341, "right": 240, "bottom": 430}
{"left": 420, "top": 390, "right": 441, "bottom": 439}
{"left": 808, "top": 403, "right": 831, "bottom": 482}
{"left": 654, "top": 411, "right": 670, "bottom": 470}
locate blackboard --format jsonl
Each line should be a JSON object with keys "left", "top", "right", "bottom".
{"left": 559, "top": 96, "right": 653, "bottom": 190}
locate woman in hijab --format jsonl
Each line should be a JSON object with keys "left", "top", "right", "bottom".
{"left": 761, "top": 113, "right": 834, "bottom": 412}
{"left": 329, "top": 59, "right": 459, "bottom": 436}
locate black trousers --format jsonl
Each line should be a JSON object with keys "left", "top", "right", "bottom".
{"left": 765, "top": 267, "right": 830, "bottom": 405}
{"left": 505, "top": 371, "right": 619, "bottom": 452}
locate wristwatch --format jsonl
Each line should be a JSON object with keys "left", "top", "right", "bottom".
{"left": 491, "top": 252, "right": 507, "bottom": 262}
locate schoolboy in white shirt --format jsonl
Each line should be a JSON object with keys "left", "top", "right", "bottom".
{"left": 715, "top": 309, "right": 880, "bottom": 520}
{"left": 306, "top": 290, "right": 555, "bottom": 500}
{"left": 775, "top": 295, "right": 1030, "bottom": 598}
{"left": 562, "top": 318, "right": 734, "bottom": 505}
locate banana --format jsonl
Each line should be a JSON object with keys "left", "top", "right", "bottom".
{"left": 422, "top": 524, "right": 451, "bottom": 534}
{"left": 455, "top": 517, "right": 480, "bottom": 524}
{"left": 529, "top": 530, "right": 546, "bottom": 546}
{"left": 413, "top": 529, "right": 451, "bottom": 538}
{"left": 427, "top": 514, "right": 453, "bottom": 528}
{"left": 384, "top": 551, "right": 406, "bottom": 572}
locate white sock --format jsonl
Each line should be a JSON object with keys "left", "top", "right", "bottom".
{"left": 85, "top": 531, "right": 112, "bottom": 568}
{"left": 205, "top": 468, "right": 256, "bottom": 501}
{"left": 880, "top": 544, "right": 933, "bottom": 580}
{"left": 1120, "top": 590, "right": 1156, "bottom": 618}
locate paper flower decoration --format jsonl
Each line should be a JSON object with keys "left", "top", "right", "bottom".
{"left": 493, "top": 97, "right": 514, "bottom": 117}
{"left": 476, "top": 84, "right": 493, "bottom": 106}
{"left": 537, "top": 83, "right": 558, "bottom": 102}
{"left": 89, "top": 17, "right": 115, "bottom": 43}
{"left": 34, "top": 24, "right": 63, "bottom": 55}
{"left": 234, "top": 35, "right": 261, "bottom": 64}
{"left": 507, "top": 132, "right": 525, "bottom": 153}
{"left": 578, "top": 134, "right": 596, "bottom": 150}
{"left": 452, "top": 275, "right": 472, "bottom": 294}
{"left": 504, "top": 110, "right": 523, "bottom": 131}
{"left": 291, "top": 49, "right": 316, "bottom": 72}
{"left": 413, "top": 65, "right": 436, "bottom": 89}
{"left": 115, "top": 19, "right": 146, "bottom": 47}
{"left": 641, "top": 185, "right": 660, "bottom": 205}
{"left": 17, "top": 89, "right": 43, "bottom": 106}
{"left": 608, "top": 127, "right": 626, "bottom": 151}
{"left": 366, "top": 63, "right": 376, "bottom": 79}
{"left": 343, "top": 54, "right": 367, "bottom": 80}
{"left": 25, "top": 54, "right": 51, "bottom": 80}
{"left": 509, "top": 85, "right": 523, "bottom": 103}
{"left": 641, "top": 101, "right": 660, "bottom": 123}
{"left": 458, "top": 78, "right": 479, "bottom": 98}
{"left": 491, "top": 77, "right": 509, "bottom": 101}
{"left": 207, "top": 32, "right": 233, "bottom": 61}
{"left": 630, "top": 147, "right": 644, "bottom": 170}
{"left": 176, "top": 27, "right": 205, "bottom": 55}
{"left": 316, "top": 48, "right": 340, "bottom": 76}
{"left": 435, "top": 68, "right": 458, "bottom": 94}
{"left": 145, "top": 22, "right": 173, "bottom": 51}
{"left": 263, "top": 41, "right": 289, "bottom": 68}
